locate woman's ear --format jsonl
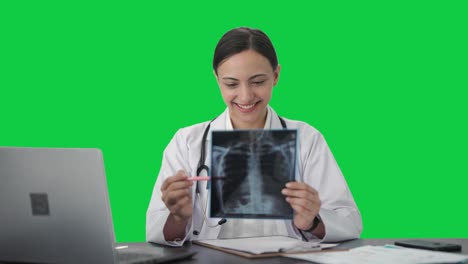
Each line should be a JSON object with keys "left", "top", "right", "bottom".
{"left": 213, "top": 69, "right": 221, "bottom": 87}
{"left": 213, "top": 69, "right": 218, "bottom": 80}
{"left": 273, "top": 64, "right": 281, "bottom": 86}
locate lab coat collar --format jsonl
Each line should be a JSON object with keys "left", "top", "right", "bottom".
{"left": 269, "top": 107, "right": 285, "bottom": 129}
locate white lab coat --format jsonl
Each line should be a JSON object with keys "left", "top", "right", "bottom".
{"left": 146, "top": 106, "right": 362, "bottom": 246}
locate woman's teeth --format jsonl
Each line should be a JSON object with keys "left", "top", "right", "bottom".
{"left": 237, "top": 103, "right": 255, "bottom": 109}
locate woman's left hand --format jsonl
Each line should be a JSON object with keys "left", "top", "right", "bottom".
{"left": 282, "top": 182, "right": 321, "bottom": 231}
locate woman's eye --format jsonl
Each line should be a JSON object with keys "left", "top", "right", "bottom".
{"left": 225, "top": 83, "right": 238, "bottom": 88}
{"left": 252, "top": 80, "right": 265, "bottom": 85}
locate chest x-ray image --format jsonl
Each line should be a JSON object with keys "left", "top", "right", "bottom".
{"left": 210, "top": 129, "right": 297, "bottom": 219}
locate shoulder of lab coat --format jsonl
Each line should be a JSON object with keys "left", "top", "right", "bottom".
{"left": 146, "top": 112, "right": 229, "bottom": 246}
{"left": 146, "top": 121, "right": 208, "bottom": 246}
{"left": 281, "top": 117, "right": 363, "bottom": 242}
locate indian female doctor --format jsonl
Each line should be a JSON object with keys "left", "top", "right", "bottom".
{"left": 146, "top": 27, "right": 362, "bottom": 246}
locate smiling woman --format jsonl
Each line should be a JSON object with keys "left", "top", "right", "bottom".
{"left": 216, "top": 50, "right": 278, "bottom": 129}
{"left": 213, "top": 28, "right": 279, "bottom": 129}
{"left": 146, "top": 27, "right": 362, "bottom": 247}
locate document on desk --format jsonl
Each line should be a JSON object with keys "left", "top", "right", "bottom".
{"left": 195, "top": 236, "right": 338, "bottom": 254}
{"left": 285, "top": 244, "right": 468, "bottom": 264}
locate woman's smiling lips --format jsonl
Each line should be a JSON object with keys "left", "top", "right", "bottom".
{"left": 233, "top": 102, "right": 260, "bottom": 113}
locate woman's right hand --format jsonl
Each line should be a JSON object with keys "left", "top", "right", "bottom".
{"left": 160, "top": 170, "right": 193, "bottom": 223}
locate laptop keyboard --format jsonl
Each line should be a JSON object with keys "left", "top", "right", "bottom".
{"left": 115, "top": 245, "right": 195, "bottom": 264}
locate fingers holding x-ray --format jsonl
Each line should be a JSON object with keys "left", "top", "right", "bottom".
{"left": 211, "top": 130, "right": 297, "bottom": 219}
{"left": 282, "top": 181, "right": 321, "bottom": 230}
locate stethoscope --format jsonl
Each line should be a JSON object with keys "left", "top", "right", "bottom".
{"left": 192, "top": 115, "right": 287, "bottom": 236}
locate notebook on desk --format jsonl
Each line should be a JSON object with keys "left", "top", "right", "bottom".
{"left": 0, "top": 147, "right": 195, "bottom": 264}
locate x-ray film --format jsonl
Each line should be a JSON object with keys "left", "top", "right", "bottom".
{"left": 210, "top": 129, "right": 297, "bottom": 219}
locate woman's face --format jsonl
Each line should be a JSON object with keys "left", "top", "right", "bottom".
{"left": 215, "top": 49, "right": 280, "bottom": 129}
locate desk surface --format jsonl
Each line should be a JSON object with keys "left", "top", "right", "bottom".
{"left": 123, "top": 239, "right": 468, "bottom": 264}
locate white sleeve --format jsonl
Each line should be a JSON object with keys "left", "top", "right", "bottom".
{"left": 302, "top": 131, "right": 363, "bottom": 242}
{"left": 146, "top": 130, "right": 193, "bottom": 246}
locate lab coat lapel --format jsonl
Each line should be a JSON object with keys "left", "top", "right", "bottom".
{"left": 206, "top": 108, "right": 228, "bottom": 141}
{"left": 269, "top": 107, "right": 284, "bottom": 129}
{"left": 193, "top": 109, "right": 227, "bottom": 240}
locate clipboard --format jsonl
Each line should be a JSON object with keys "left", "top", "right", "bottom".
{"left": 193, "top": 238, "right": 348, "bottom": 259}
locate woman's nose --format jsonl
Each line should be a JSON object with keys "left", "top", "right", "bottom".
{"left": 237, "top": 85, "right": 254, "bottom": 102}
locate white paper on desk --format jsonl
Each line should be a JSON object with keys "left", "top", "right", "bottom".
{"left": 197, "top": 236, "right": 337, "bottom": 254}
{"left": 285, "top": 244, "right": 468, "bottom": 264}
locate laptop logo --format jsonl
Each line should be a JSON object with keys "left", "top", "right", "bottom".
{"left": 30, "top": 193, "right": 50, "bottom": 216}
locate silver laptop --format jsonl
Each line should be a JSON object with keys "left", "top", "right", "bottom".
{"left": 0, "top": 147, "right": 195, "bottom": 264}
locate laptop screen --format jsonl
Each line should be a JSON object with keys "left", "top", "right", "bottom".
{"left": 0, "top": 147, "right": 116, "bottom": 264}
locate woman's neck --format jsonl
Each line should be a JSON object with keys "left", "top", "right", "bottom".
{"left": 231, "top": 109, "right": 268, "bottom": 129}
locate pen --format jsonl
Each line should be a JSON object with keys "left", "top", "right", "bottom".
{"left": 279, "top": 245, "right": 321, "bottom": 253}
{"left": 187, "top": 176, "right": 211, "bottom": 181}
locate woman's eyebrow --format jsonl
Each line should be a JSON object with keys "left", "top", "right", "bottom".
{"left": 249, "top": 74, "right": 267, "bottom": 80}
{"left": 222, "top": 77, "right": 239, "bottom": 81}
{"left": 221, "top": 74, "right": 267, "bottom": 81}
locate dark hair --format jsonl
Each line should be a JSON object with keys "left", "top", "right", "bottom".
{"left": 213, "top": 27, "right": 278, "bottom": 74}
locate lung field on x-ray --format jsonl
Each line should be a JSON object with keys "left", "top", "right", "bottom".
{"left": 210, "top": 130, "right": 296, "bottom": 219}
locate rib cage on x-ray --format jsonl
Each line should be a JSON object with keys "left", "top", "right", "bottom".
{"left": 210, "top": 130, "right": 296, "bottom": 219}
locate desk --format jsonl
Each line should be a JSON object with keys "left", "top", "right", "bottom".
{"left": 122, "top": 239, "right": 468, "bottom": 264}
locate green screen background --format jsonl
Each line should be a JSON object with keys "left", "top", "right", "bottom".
{"left": 1, "top": 1, "right": 467, "bottom": 241}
